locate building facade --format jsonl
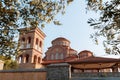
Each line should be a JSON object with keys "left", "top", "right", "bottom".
{"left": 44, "top": 37, "right": 78, "bottom": 61}
{"left": 18, "top": 27, "right": 45, "bottom": 69}
{"left": 17, "top": 27, "right": 120, "bottom": 72}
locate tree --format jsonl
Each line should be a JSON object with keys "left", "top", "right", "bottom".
{"left": 0, "top": 0, "right": 73, "bottom": 59}
{"left": 87, "top": 0, "right": 120, "bottom": 54}
{"left": 0, "top": 55, "right": 18, "bottom": 70}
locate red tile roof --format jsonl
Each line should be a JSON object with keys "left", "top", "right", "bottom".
{"left": 42, "top": 56, "right": 120, "bottom": 66}
{"left": 67, "top": 56, "right": 120, "bottom": 64}
{"left": 42, "top": 60, "right": 65, "bottom": 65}
{"left": 52, "top": 37, "right": 70, "bottom": 43}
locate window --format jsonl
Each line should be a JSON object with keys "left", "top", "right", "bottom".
{"left": 26, "top": 37, "right": 31, "bottom": 48}
{"left": 39, "top": 41, "right": 42, "bottom": 47}
{"left": 36, "top": 38, "right": 39, "bottom": 45}
{"left": 20, "top": 37, "right": 25, "bottom": 49}
{"left": 25, "top": 54, "right": 29, "bottom": 63}
{"left": 35, "top": 38, "right": 39, "bottom": 49}
{"left": 55, "top": 53, "right": 59, "bottom": 59}
{"left": 38, "top": 57, "right": 41, "bottom": 63}
{"left": 28, "top": 37, "right": 31, "bottom": 44}
{"left": 22, "top": 37, "right": 25, "bottom": 42}
{"left": 60, "top": 54, "right": 64, "bottom": 59}
{"left": 51, "top": 54, "right": 54, "bottom": 60}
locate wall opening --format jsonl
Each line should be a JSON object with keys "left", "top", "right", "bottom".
{"left": 33, "top": 55, "right": 37, "bottom": 63}
{"left": 25, "top": 54, "right": 29, "bottom": 63}
{"left": 18, "top": 55, "right": 23, "bottom": 63}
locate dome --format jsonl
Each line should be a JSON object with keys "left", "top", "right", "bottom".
{"left": 79, "top": 50, "right": 93, "bottom": 54}
{"left": 78, "top": 50, "right": 93, "bottom": 58}
{"left": 52, "top": 37, "right": 70, "bottom": 46}
{"left": 52, "top": 37, "right": 70, "bottom": 43}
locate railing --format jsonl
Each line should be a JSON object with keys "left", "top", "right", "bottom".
{"left": 71, "top": 72, "right": 120, "bottom": 77}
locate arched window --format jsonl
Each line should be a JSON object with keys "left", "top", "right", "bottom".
{"left": 27, "top": 37, "right": 31, "bottom": 48}
{"left": 28, "top": 37, "right": 31, "bottom": 44}
{"left": 38, "top": 57, "right": 41, "bottom": 63}
{"left": 33, "top": 55, "right": 37, "bottom": 63}
{"left": 25, "top": 54, "right": 29, "bottom": 63}
{"left": 36, "top": 38, "right": 38, "bottom": 45}
{"left": 51, "top": 54, "right": 54, "bottom": 60}
{"left": 35, "top": 38, "right": 39, "bottom": 49}
{"left": 19, "top": 55, "right": 23, "bottom": 63}
{"left": 20, "top": 37, "right": 25, "bottom": 49}
{"left": 22, "top": 37, "right": 25, "bottom": 42}
{"left": 39, "top": 41, "right": 42, "bottom": 47}
{"left": 55, "top": 53, "right": 59, "bottom": 59}
{"left": 60, "top": 54, "right": 64, "bottom": 59}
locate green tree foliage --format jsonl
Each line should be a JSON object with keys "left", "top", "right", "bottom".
{"left": 87, "top": 0, "right": 120, "bottom": 54}
{"left": 0, "top": 0, "right": 73, "bottom": 58}
{"left": 0, "top": 55, "right": 18, "bottom": 70}
{"left": 3, "top": 59, "right": 18, "bottom": 70}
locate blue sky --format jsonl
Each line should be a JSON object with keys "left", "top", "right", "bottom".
{"left": 42, "top": 0, "right": 107, "bottom": 57}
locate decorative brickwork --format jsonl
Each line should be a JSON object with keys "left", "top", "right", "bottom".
{"left": 44, "top": 37, "right": 78, "bottom": 61}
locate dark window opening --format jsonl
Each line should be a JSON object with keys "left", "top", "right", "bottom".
{"left": 28, "top": 37, "right": 31, "bottom": 44}
{"left": 36, "top": 38, "right": 38, "bottom": 45}
{"left": 22, "top": 37, "right": 25, "bottom": 42}
{"left": 39, "top": 41, "right": 42, "bottom": 47}
{"left": 25, "top": 54, "right": 29, "bottom": 63}
{"left": 38, "top": 57, "right": 41, "bottom": 63}
{"left": 33, "top": 55, "right": 37, "bottom": 63}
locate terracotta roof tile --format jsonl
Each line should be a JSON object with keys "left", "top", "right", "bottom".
{"left": 52, "top": 37, "right": 70, "bottom": 43}
{"left": 67, "top": 56, "right": 120, "bottom": 64}
{"left": 42, "top": 60, "right": 65, "bottom": 65}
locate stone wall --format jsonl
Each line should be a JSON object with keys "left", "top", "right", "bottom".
{"left": 47, "top": 63, "right": 71, "bottom": 80}
{"left": 0, "top": 69, "right": 46, "bottom": 80}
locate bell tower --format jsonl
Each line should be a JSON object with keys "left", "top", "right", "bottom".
{"left": 18, "top": 27, "right": 46, "bottom": 69}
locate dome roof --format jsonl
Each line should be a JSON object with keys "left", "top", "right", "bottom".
{"left": 52, "top": 37, "right": 70, "bottom": 44}
{"left": 78, "top": 50, "right": 93, "bottom": 55}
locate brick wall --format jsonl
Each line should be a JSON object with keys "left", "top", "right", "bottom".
{"left": 0, "top": 69, "right": 46, "bottom": 80}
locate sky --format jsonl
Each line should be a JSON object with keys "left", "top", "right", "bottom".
{"left": 41, "top": 0, "right": 120, "bottom": 58}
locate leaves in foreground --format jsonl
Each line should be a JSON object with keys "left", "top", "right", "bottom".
{"left": 87, "top": 0, "right": 120, "bottom": 54}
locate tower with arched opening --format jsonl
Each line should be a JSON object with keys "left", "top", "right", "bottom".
{"left": 18, "top": 27, "right": 46, "bottom": 69}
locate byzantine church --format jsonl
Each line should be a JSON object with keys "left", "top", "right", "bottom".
{"left": 17, "top": 27, "right": 120, "bottom": 72}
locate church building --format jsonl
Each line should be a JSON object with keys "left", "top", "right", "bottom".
{"left": 17, "top": 27, "right": 120, "bottom": 72}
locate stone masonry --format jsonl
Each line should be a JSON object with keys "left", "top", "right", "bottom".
{"left": 47, "top": 63, "right": 71, "bottom": 80}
